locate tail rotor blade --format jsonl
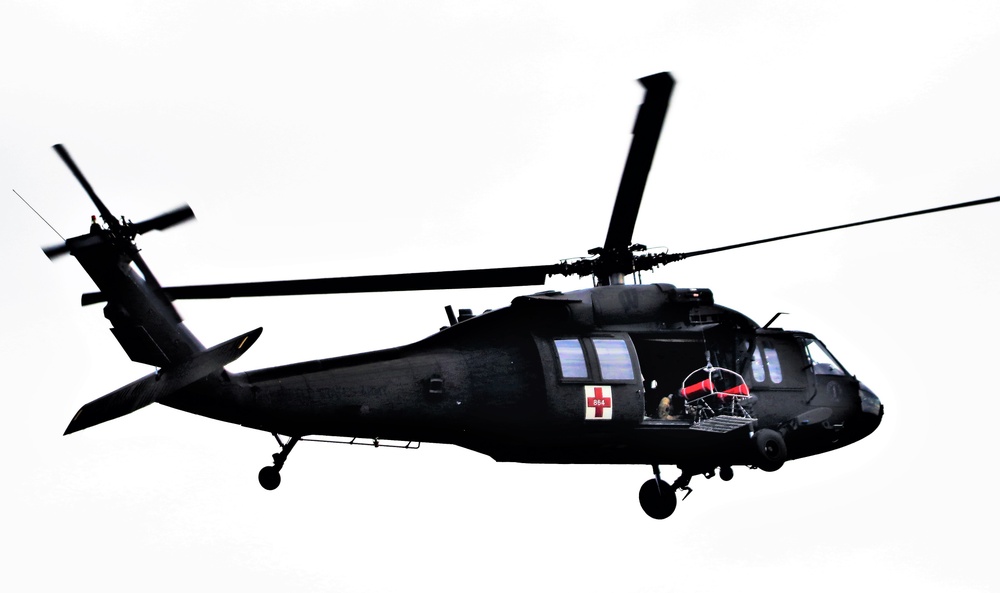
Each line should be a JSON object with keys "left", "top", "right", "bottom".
{"left": 52, "top": 144, "right": 116, "bottom": 226}
{"left": 132, "top": 205, "right": 196, "bottom": 235}
{"left": 42, "top": 243, "right": 72, "bottom": 260}
{"left": 42, "top": 234, "right": 104, "bottom": 261}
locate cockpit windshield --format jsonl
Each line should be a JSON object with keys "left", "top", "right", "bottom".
{"left": 803, "top": 338, "right": 849, "bottom": 376}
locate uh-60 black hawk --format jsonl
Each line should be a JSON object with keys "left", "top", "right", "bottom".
{"left": 43, "top": 72, "right": 997, "bottom": 519}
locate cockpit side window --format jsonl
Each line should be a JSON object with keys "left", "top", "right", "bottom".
{"left": 803, "top": 338, "right": 848, "bottom": 376}
{"left": 554, "top": 339, "right": 589, "bottom": 379}
{"left": 593, "top": 338, "right": 635, "bottom": 381}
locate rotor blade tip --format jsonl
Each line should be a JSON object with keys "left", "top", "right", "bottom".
{"left": 42, "top": 244, "right": 69, "bottom": 260}
{"left": 640, "top": 72, "right": 675, "bottom": 88}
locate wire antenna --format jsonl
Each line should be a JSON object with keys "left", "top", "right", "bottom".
{"left": 13, "top": 189, "right": 65, "bottom": 241}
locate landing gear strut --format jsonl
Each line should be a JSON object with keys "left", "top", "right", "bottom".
{"left": 258, "top": 434, "right": 300, "bottom": 491}
{"left": 638, "top": 464, "right": 744, "bottom": 519}
{"left": 638, "top": 465, "right": 692, "bottom": 520}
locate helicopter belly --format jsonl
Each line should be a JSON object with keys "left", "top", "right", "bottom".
{"left": 469, "top": 418, "right": 755, "bottom": 466}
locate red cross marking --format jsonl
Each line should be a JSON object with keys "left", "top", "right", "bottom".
{"left": 587, "top": 386, "right": 610, "bottom": 418}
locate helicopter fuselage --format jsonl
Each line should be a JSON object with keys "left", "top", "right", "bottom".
{"left": 161, "top": 283, "right": 883, "bottom": 471}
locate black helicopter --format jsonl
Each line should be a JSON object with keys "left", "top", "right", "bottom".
{"left": 44, "top": 72, "right": 997, "bottom": 520}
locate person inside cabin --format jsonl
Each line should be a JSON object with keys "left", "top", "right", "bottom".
{"left": 649, "top": 378, "right": 681, "bottom": 419}
{"left": 89, "top": 215, "right": 101, "bottom": 234}
{"left": 658, "top": 392, "right": 687, "bottom": 420}
{"left": 657, "top": 394, "right": 672, "bottom": 419}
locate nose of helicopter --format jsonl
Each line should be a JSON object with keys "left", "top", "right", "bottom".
{"left": 855, "top": 382, "right": 884, "bottom": 438}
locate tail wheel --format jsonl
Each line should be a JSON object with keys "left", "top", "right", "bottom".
{"left": 638, "top": 478, "right": 678, "bottom": 519}
{"left": 754, "top": 429, "right": 787, "bottom": 472}
{"left": 258, "top": 434, "right": 299, "bottom": 490}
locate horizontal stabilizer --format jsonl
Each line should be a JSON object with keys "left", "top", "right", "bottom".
{"left": 65, "top": 327, "right": 262, "bottom": 435}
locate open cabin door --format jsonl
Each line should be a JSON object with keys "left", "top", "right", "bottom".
{"left": 630, "top": 323, "right": 755, "bottom": 417}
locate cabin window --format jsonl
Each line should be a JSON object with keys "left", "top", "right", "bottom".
{"left": 593, "top": 338, "right": 635, "bottom": 381}
{"left": 803, "top": 338, "right": 848, "bottom": 376}
{"left": 763, "top": 346, "right": 783, "bottom": 383}
{"left": 554, "top": 339, "right": 588, "bottom": 379}
{"left": 752, "top": 346, "right": 766, "bottom": 382}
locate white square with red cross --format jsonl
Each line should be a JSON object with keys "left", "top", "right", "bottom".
{"left": 585, "top": 385, "right": 613, "bottom": 420}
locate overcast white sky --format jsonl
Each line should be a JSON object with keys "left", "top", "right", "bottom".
{"left": 3, "top": 2, "right": 1000, "bottom": 592}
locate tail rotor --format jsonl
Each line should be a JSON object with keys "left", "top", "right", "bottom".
{"left": 43, "top": 144, "right": 196, "bottom": 261}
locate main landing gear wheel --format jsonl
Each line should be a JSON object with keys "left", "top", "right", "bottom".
{"left": 639, "top": 478, "right": 678, "bottom": 519}
{"left": 753, "top": 429, "right": 787, "bottom": 472}
{"left": 258, "top": 466, "right": 281, "bottom": 490}
{"left": 719, "top": 466, "right": 734, "bottom": 481}
{"left": 258, "top": 434, "right": 300, "bottom": 491}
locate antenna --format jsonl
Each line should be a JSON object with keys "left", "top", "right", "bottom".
{"left": 13, "top": 189, "right": 65, "bottom": 241}
{"left": 763, "top": 312, "right": 788, "bottom": 329}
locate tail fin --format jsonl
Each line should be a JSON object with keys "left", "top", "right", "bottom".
{"left": 65, "top": 327, "right": 262, "bottom": 435}
{"left": 65, "top": 231, "right": 204, "bottom": 366}
{"left": 46, "top": 146, "right": 260, "bottom": 435}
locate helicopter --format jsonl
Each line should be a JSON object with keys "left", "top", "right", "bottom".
{"left": 42, "top": 72, "right": 997, "bottom": 520}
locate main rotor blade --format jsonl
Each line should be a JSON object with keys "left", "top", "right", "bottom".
{"left": 81, "top": 264, "right": 561, "bottom": 305}
{"left": 604, "top": 72, "right": 675, "bottom": 251}
{"left": 53, "top": 144, "right": 116, "bottom": 226}
{"left": 131, "top": 204, "right": 196, "bottom": 235}
{"left": 672, "top": 196, "right": 1000, "bottom": 261}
